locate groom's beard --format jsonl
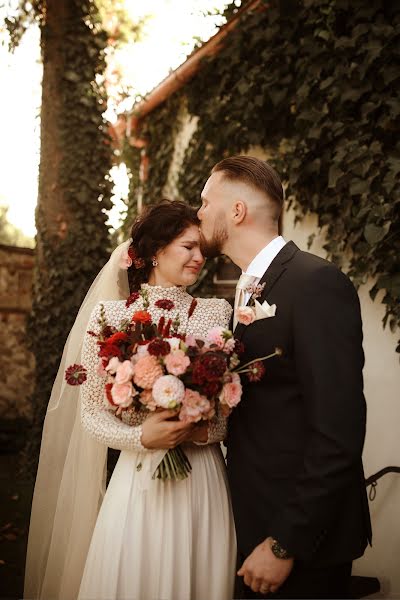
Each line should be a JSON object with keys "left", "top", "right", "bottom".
{"left": 199, "top": 220, "right": 228, "bottom": 259}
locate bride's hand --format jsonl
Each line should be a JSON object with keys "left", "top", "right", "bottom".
{"left": 186, "top": 422, "right": 208, "bottom": 443}
{"left": 141, "top": 410, "right": 195, "bottom": 449}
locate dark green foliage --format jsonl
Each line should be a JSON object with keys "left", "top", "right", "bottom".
{"left": 125, "top": 0, "right": 400, "bottom": 351}
{"left": 8, "top": 1, "right": 114, "bottom": 474}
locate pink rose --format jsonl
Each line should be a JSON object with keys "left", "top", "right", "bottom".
{"left": 133, "top": 355, "right": 163, "bottom": 389}
{"left": 115, "top": 360, "right": 135, "bottom": 384}
{"left": 111, "top": 382, "right": 134, "bottom": 408}
{"left": 219, "top": 372, "right": 242, "bottom": 408}
{"left": 164, "top": 349, "right": 190, "bottom": 376}
{"left": 236, "top": 306, "right": 256, "bottom": 326}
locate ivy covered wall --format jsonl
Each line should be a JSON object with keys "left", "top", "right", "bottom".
{"left": 123, "top": 0, "right": 400, "bottom": 352}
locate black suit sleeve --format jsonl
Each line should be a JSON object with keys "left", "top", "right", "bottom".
{"left": 268, "top": 264, "right": 366, "bottom": 560}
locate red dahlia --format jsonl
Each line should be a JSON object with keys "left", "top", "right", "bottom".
{"left": 155, "top": 299, "right": 175, "bottom": 311}
{"left": 105, "top": 331, "right": 129, "bottom": 345}
{"left": 247, "top": 361, "right": 265, "bottom": 382}
{"left": 192, "top": 353, "right": 227, "bottom": 384}
{"left": 65, "top": 364, "right": 87, "bottom": 386}
{"left": 203, "top": 380, "right": 222, "bottom": 397}
{"left": 132, "top": 310, "right": 152, "bottom": 324}
{"left": 148, "top": 338, "right": 171, "bottom": 357}
{"left": 98, "top": 344, "right": 122, "bottom": 359}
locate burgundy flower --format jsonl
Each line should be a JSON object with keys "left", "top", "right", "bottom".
{"left": 65, "top": 364, "right": 87, "bottom": 386}
{"left": 105, "top": 332, "right": 129, "bottom": 345}
{"left": 125, "top": 291, "right": 140, "bottom": 308}
{"left": 102, "top": 325, "right": 115, "bottom": 339}
{"left": 202, "top": 380, "right": 222, "bottom": 397}
{"left": 163, "top": 318, "right": 172, "bottom": 337}
{"left": 157, "top": 316, "right": 165, "bottom": 334}
{"left": 247, "top": 361, "right": 266, "bottom": 382}
{"left": 98, "top": 344, "right": 122, "bottom": 359}
{"left": 155, "top": 299, "right": 175, "bottom": 311}
{"left": 192, "top": 353, "right": 227, "bottom": 385}
{"left": 133, "top": 257, "right": 146, "bottom": 269}
{"left": 148, "top": 338, "right": 171, "bottom": 357}
{"left": 188, "top": 298, "right": 197, "bottom": 318}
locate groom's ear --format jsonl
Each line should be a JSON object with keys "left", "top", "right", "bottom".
{"left": 232, "top": 200, "right": 246, "bottom": 225}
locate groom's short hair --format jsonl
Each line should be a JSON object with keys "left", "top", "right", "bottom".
{"left": 211, "top": 155, "right": 284, "bottom": 217}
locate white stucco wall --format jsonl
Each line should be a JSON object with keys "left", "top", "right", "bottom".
{"left": 283, "top": 206, "right": 400, "bottom": 598}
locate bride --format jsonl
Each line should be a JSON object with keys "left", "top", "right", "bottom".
{"left": 24, "top": 199, "right": 236, "bottom": 600}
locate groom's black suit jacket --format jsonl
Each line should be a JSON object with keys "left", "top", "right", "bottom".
{"left": 227, "top": 241, "right": 372, "bottom": 567}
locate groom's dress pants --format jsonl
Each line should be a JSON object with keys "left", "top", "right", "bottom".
{"left": 238, "top": 560, "right": 352, "bottom": 599}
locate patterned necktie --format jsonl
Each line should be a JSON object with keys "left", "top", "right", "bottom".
{"left": 233, "top": 273, "right": 258, "bottom": 329}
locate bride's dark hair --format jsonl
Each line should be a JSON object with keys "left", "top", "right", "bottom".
{"left": 127, "top": 199, "right": 200, "bottom": 292}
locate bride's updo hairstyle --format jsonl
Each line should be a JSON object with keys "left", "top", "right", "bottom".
{"left": 127, "top": 199, "right": 199, "bottom": 292}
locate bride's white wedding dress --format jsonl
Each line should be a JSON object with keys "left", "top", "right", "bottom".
{"left": 77, "top": 284, "right": 237, "bottom": 600}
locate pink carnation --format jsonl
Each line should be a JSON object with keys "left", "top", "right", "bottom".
{"left": 185, "top": 334, "right": 198, "bottom": 347}
{"left": 179, "top": 389, "right": 214, "bottom": 423}
{"left": 111, "top": 382, "right": 134, "bottom": 408}
{"left": 206, "top": 326, "right": 228, "bottom": 349}
{"left": 236, "top": 306, "right": 256, "bottom": 326}
{"left": 219, "top": 372, "right": 242, "bottom": 408}
{"left": 139, "top": 389, "right": 157, "bottom": 411}
{"left": 115, "top": 360, "right": 135, "bottom": 384}
{"left": 133, "top": 355, "right": 163, "bottom": 389}
{"left": 164, "top": 349, "right": 190, "bottom": 376}
{"left": 152, "top": 375, "right": 185, "bottom": 409}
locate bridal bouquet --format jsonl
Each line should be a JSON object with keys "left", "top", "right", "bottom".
{"left": 66, "top": 290, "right": 281, "bottom": 480}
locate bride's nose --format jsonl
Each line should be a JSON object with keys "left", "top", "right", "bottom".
{"left": 193, "top": 248, "right": 204, "bottom": 264}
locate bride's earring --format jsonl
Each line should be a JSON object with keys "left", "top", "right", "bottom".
{"left": 152, "top": 257, "right": 158, "bottom": 267}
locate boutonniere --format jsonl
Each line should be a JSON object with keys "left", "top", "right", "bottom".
{"left": 236, "top": 282, "right": 277, "bottom": 326}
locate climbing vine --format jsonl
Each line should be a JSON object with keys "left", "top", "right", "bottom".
{"left": 126, "top": 0, "right": 400, "bottom": 352}
{"left": 7, "top": 0, "right": 114, "bottom": 468}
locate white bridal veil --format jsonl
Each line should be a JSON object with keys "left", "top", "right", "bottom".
{"left": 24, "top": 240, "right": 131, "bottom": 600}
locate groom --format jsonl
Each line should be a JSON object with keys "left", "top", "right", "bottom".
{"left": 198, "top": 156, "right": 372, "bottom": 599}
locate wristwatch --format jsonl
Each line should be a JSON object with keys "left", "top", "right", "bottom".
{"left": 270, "top": 538, "right": 292, "bottom": 559}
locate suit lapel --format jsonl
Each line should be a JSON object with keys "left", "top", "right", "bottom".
{"left": 234, "top": 241, "right": 299, "bottom": 340}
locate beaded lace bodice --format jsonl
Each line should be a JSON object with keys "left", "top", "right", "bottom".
{"left": 80, "top": 284, "right": 233, "bottom": 452}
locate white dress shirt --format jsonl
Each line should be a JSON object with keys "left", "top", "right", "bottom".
{"left": 242, "top": 236, "right": 286, "bottom": 304}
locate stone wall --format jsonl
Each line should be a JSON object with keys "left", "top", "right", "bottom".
{"left": 0, "top": 244, "right": 35, "bottom": 420}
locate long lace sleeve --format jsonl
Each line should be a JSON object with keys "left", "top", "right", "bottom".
{"left": 80, "top": 303, "right": 146, "bottom": 451}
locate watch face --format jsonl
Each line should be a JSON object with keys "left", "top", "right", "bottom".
{"left": 271, "top": 540, "right": 291, "bottom": 559}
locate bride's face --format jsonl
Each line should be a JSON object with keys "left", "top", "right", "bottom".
{"left": 150, "top": 224, "right": 205, "bottom": 287}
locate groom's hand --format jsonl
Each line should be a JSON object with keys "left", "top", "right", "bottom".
{"left": 237, "top": 537, "right": 294, "bottom": 595}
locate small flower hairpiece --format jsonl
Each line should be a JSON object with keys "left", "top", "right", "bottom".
{"left": 120, "top": 246, "right": 146, "bottom": 270}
